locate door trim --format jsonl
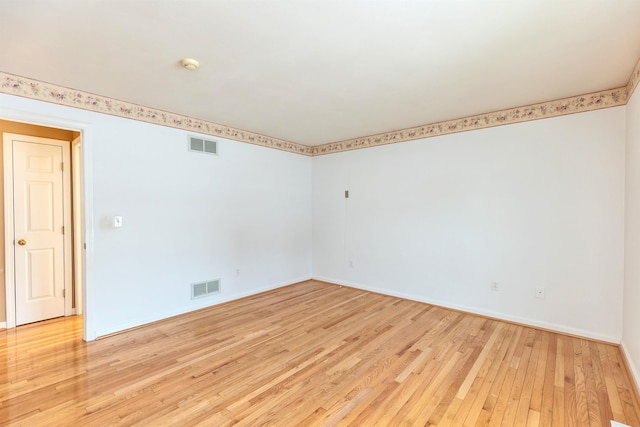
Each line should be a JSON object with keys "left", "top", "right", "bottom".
{"left": 72, "top": 136, "right": 83, "bottom": 315}
{"left": 2, "top": 135, "right": 15, "bottom": 328}
{"left": 3, "top": 133, "right": 73, "bottom": 327}
{"left": 0, "top": 109, "right": 94, "bottom": 341}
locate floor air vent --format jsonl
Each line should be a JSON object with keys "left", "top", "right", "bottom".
{"left": 189, "top": 136, "right": 218, "bottom": 155}
{"left": 191, "top": 279, "right": 221, "bottom": 299}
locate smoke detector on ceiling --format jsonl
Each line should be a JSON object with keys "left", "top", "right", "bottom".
{"left": 181, "top": 58, "right": 199, "bottom": 71}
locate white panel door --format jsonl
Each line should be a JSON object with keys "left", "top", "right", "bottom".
{"left": 12, "top": 137, "right": 66, "bottom": 325}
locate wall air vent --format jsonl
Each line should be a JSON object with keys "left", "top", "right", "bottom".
{"left": 189, "top": 136, "right": 218, "bottom": 155}
{"left": 191, "top": 279, "right": 221, "bottom": 299}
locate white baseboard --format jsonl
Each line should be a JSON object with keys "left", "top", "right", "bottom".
{"left": 0, "top": 321, "right": 6, "bottom": 329}
{"left": 621, "top": 341, "right": 640, "bottom": 399}
{"left": 313, "top": 275, "right": 621, "bottom": 344}
{"left": 92, "top": 276, "right": 312, "bottom": 340}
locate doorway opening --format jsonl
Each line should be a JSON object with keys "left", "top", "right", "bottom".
{"left": 1, "top": 119, "right": 85, "bottom": 336}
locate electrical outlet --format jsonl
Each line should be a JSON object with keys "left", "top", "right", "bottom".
{"left": 236, "top": 268, "right": 240, "bottom": 276}
{"left": 535, "top": 287, "right": 545, "bottom": 299}
{"left": 491, "top": 281, "right": 499, "bottom": 292}
{"left": 349, "top": 260, "right": 354, "bottom": 268}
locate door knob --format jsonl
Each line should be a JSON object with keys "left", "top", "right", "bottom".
{"left": 17, "top": 239, "right": 26, "bottom": 246}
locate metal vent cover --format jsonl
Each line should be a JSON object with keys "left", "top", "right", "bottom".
{"left": 191, "top": 279, "right": 221, "bottom": 299}
{"left": 189, "top": 136, "right": 218, "bottom": 155}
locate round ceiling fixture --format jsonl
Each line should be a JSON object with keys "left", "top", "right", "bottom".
{"left": 181, "top": 58, "right": 199, "bottom": 71}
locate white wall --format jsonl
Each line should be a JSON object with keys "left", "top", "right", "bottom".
{"left": 313, "top": 107, "right": 625, "bottom": 342}
{"left": 1, "top": 93, "right": 312, "bottom": 340}
{"left": 0, "top": 91, "right": 629, "bottom": 347}
{"left": 624, "top": 87, "right": 640, "bottom": 389}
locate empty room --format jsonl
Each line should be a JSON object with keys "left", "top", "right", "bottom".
{"left": 1, "top": 1, "right": 640, "bottom": 425}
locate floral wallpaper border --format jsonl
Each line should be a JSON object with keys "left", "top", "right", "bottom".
{"left": 0, "top": 72, "right": 313, "bottom": 156}
{"left": 311, "top": 87, "right": 627, "bottom": 155}
{"left": 627, "top": 55, "right": 640, "bottom": 100}
{"left": 0, "top": 70, "right": 635, "bottom": 157}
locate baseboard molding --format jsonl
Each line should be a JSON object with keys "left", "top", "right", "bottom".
{"left": 92, "top": 276, "right": 312, "bottom": 340}
{"left": 313, "top": 275, "right": 621, "bottom": 344}
{"left": 0, "top": 321, "right": 6, "bottom": 330}
{"left": 621, "top": 341, "right": 640, "bottom": 406}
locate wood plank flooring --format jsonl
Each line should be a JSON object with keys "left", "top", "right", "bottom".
{"left": 1, "top": 280, "right": 639, "bottom": 426}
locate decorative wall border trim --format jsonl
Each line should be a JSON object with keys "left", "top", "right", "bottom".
{"left": 628, "top": 55, "right": 640, "bottom": 101}
{"left": 0, "top": 67, "right": 638, "bottom": 157}
{"left": 0, "top": 72, "right": 313, "bottom": 156}
{"left": 311, "top": 87, "right": 628, "bottom": 155}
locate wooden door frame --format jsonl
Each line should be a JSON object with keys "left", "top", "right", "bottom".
{"left": 72, "top": 136, "right": 83, "bottom": 315}
{"left": 3, "top": 133, "right": 73, "bottom": 327}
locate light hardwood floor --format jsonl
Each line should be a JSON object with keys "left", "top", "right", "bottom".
{"left": 1, "top": 280, "right": 639, "bottom": 426}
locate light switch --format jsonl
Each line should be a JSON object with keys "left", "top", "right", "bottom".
{"left": 113, "top": 216, "right": 123, "bottom": 228}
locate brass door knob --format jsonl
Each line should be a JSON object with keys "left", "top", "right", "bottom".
{"left": 17, "top": 239, "right": 26, "bottom": 246}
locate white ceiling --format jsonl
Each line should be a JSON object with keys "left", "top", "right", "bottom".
{"left": 1, "top": 1, "right": 640, "bottom": 146}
